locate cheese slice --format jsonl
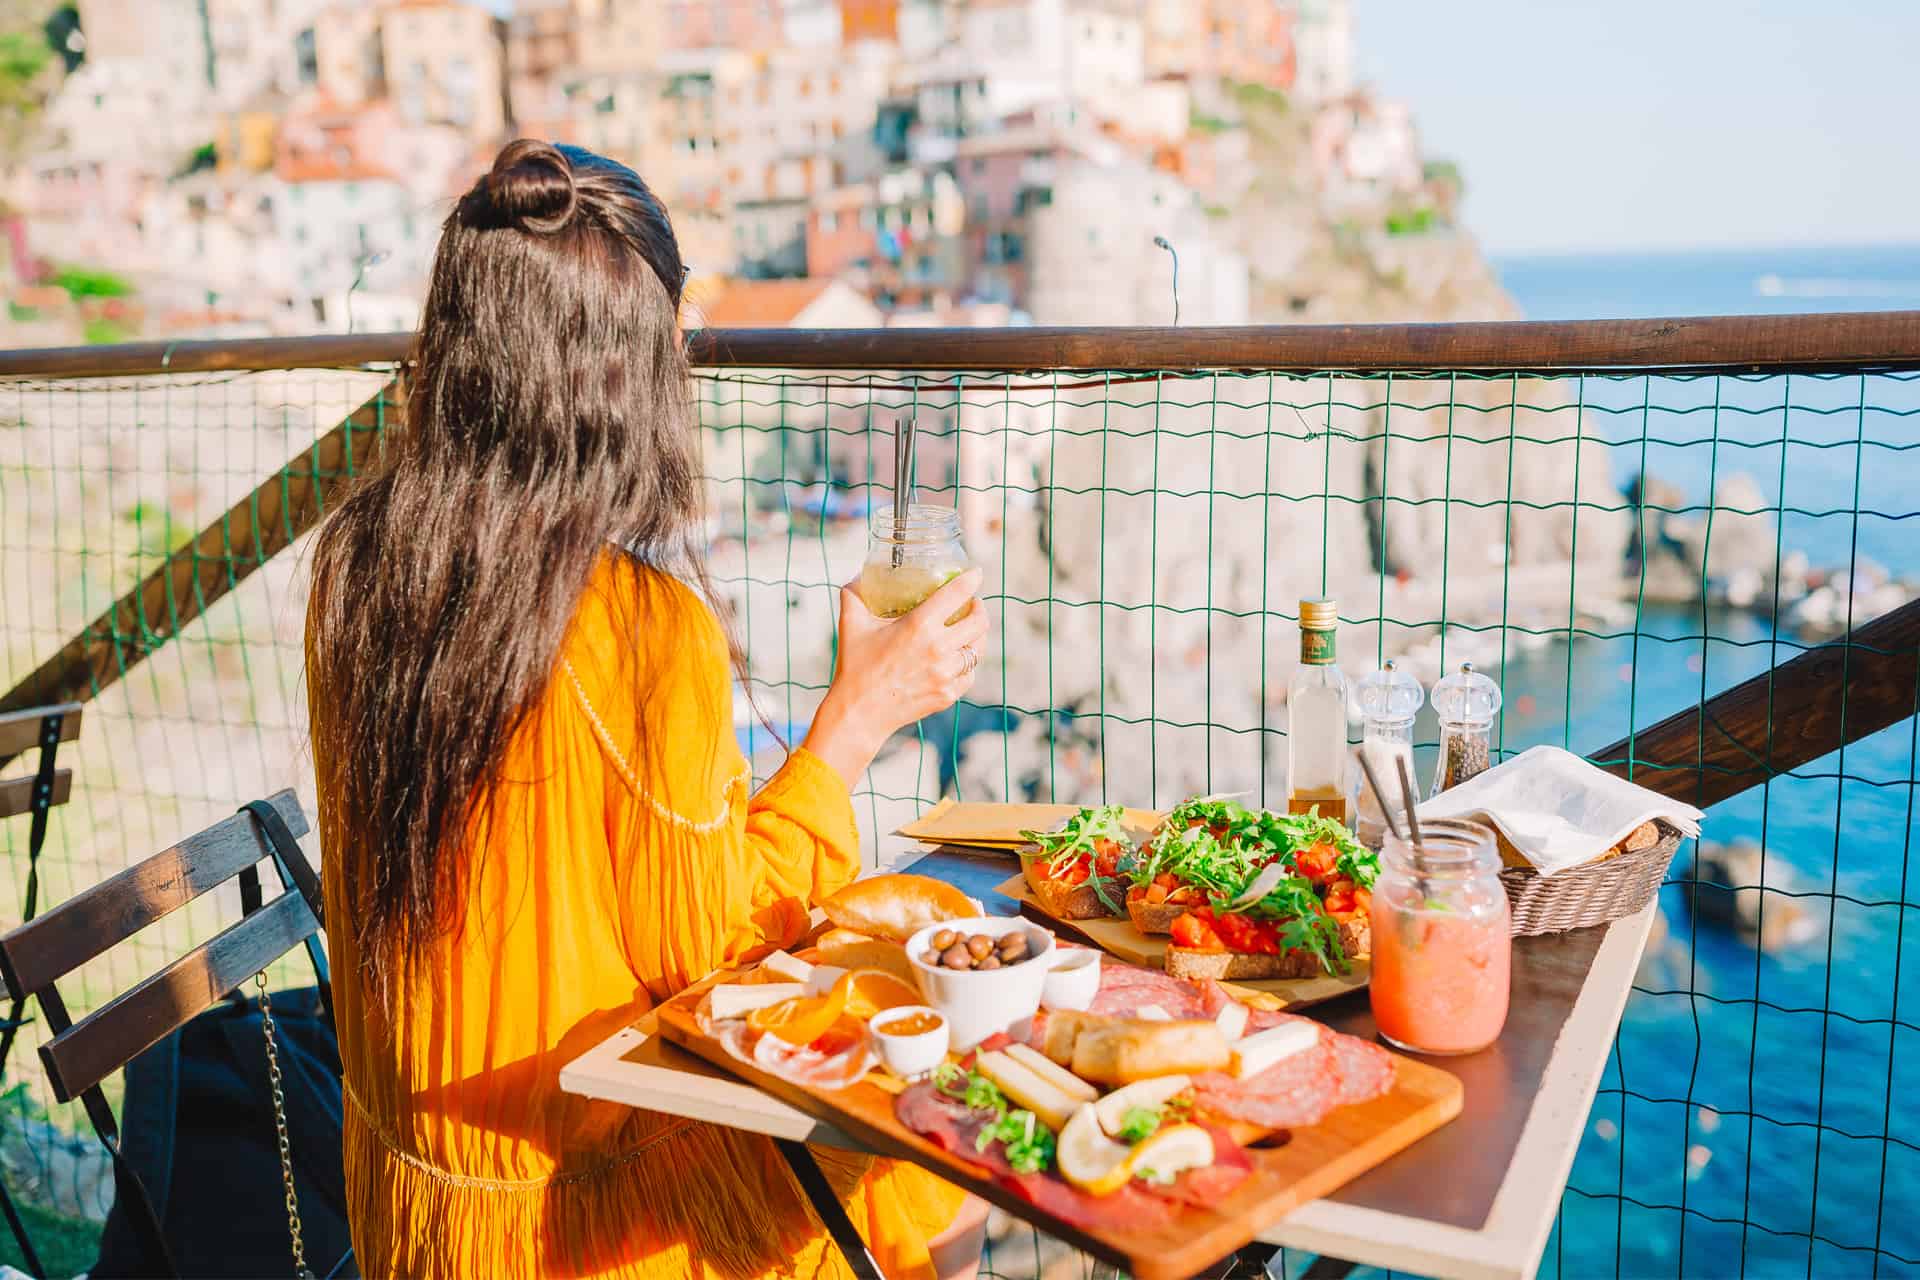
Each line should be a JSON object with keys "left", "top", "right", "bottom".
{"left": 974, "top": 1050, "right": 1079, "bottom": 1132}
{"left": 761, "top": 951, "right": 815, "bottom": 983}
{"left": 1135, "top": 1005, "right": 1171, "bottom": 1022}
{"left": 1003, "top": 1043, "right": 1099, "bottom": 1103}
{"left": 1214, "top": 1000, "right": 1250, "bottom": 1042}
{"left": 1228, "top": 1022, "right": 1321, "bottom": 1078}
{"left": 709, "top": 982, "right": 809, "bottom": 1021}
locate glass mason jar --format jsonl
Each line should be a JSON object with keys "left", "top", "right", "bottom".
{"left": 856, "top": 505, "right": 970, "bottom": 621}
{"left": 1368, "top": 817, "right": 1511, "bottom": 1056}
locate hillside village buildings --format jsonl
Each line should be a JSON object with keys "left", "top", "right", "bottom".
{"left": 4, "top": 0, "right": 1432, "bottom": 341}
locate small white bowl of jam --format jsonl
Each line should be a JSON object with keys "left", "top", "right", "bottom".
{"left": 868, "top": 1006, "right": 949, "bottom": 1079}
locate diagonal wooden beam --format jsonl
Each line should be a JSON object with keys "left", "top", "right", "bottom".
{"left": 0, "top": 379, "right": 402, "bottom": 762}
{"left": 1591, "top": 595, "right": 1920, "bottom": 808}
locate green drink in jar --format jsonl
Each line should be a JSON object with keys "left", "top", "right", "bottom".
{"left": 857, "top": 505, "right": 971, "bottom": 622}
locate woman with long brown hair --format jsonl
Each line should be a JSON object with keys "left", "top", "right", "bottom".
{"left": 306, "top": 140, "right": 991, "bottom": 1278}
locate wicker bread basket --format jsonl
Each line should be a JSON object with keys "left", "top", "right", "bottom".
{"left": 1494, "top": 820, "right": 1684, "bottom": 936}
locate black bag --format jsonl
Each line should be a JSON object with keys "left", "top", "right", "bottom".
{"left": 88, "top": 987, "right": 355, "bottom": 1279}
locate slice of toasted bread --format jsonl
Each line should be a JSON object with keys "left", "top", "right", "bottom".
{"left": 1125, "top": 897, "right": 1184, "bottom": 935}
{"left": 1163, "top": 946, "right": 1325, "bottom": 981}
{"left": 1164, "top": 915, "right": 1371, "bottom": 982}
{"left": 1026, "top": 870, "right": 1115, "bottom": 921}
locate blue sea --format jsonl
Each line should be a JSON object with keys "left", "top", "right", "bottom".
{"left": 1470, "top": 248, "right": 1920, "bottom": 1278}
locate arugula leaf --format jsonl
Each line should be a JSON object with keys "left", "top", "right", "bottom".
{"left": 936, "top": 1065, "right": 1055, "bottom": 1174}
{"left": 1021, "top": 805, "right": 1136, "bottom": 881}
{"left": 978, "top": 1107, "right": 1056, "bottom": 1174}
{"left": 1115, "top": 1106, "right": 1164, "bottom": 1144}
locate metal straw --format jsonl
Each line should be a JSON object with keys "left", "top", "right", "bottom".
{"left": 1357, "top": 750, "right": 1407, "bottom": 842}
{"left": 891, "top": 416, "right": 916, "bottom": 568}
{"left": 1394, "top": 753, "right": 1435, "bottom": 900}
{"left": 1395, "top": 754, "right": 1425, "bottom": 851}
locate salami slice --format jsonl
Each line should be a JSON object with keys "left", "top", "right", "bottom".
{"left": 1328, "top": 1034, "right": 1396, "bottom": 1105}
{"left": 1089, "top": 963, "right": 1216, "bottom": 1020}
{"left": 1189, "top": 1032, "right": 1340, "bottom": 1129}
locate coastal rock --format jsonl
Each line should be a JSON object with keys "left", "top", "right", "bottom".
{"left": 1687, "top": 841, "right": 1817, "bottom": 952}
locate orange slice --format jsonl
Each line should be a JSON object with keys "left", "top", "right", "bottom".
{"left": 748, "top": 984, "right": 849, "bottom": 1045}
{"left": 836, "top": 969, "right": 922, "bottom": 1020}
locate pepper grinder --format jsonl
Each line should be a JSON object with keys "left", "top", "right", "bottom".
{"left": 1429, "top": 661, "right": 1502, "bottom": 797}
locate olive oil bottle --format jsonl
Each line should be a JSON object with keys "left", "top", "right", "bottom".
{"left": 1287, "top": 598, "right": 1350, "bottom": 825}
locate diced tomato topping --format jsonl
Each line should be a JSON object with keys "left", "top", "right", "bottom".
{"left": 1353, "top": 887, "right": 1372, "bottom": 914}
{"left": 1126, "top": 884, "right": 1146, "bottom": 902}
{"left": 1145, "top": 882, "right": 1168, "bottom": 905}
{"left": 1323, "top": 892, "right": 1355, "bottom": 915}
{"left": 1094, "top": 841, "right": 1123, "bottom": 878}
{"left": 1168, "top": 885, "right": 1206, "bottom": 906}
{"left": 1154, "top": 872, "right": 1180, "bottom": 890}
{"left": 1327, "top": 877, "right": 1355, "bottom": 897}
{"left": 1061, "top": 860, "right": 1090, "bottom": 885}
{"left": 1170, "top": 910, "right": 1224, "bottom": 951}
{"left": 1293, "top": 842, "right": 1337, "bottom": 884}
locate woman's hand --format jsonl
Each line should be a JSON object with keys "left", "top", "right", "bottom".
{"left": 802, "top": 569, "right": 991, "bottom": 789}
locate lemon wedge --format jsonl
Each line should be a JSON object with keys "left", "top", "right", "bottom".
{"left": 1092, "top": 1075, "right": 1191, "bottom": 1139}
{"left": 1125, "top": 1124, "right": 1216, "bottom": 1186}
{"left": 1057, "top": 1103, "right": 1134, "bottom": 1196}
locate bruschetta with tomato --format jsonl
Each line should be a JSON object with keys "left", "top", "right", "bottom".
{"left": 1018, "top": 805, "right": 1136, "bottom": 920}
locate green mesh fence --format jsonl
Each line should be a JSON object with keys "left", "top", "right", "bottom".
{"left": 0, "top": 355, "right": 1916, "bottom": 1278}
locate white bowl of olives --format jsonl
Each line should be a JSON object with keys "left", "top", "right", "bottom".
{"left": 905, "top": 917, "right": 1056, "bottom": 1051}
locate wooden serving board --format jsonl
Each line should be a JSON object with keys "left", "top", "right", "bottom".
{"left": 996, "top": 872, "right": 1371, "bottom": 1009}
{"left": 895, "top": 799, "right": 1164, "bottom": 852}
{"left": 655, "top": 994, "right": 1460, "bottom": 1280}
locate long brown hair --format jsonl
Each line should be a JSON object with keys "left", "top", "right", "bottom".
{"left": 308, "top": 140, "right": 717, "bottom": 994}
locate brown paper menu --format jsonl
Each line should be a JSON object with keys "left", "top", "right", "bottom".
{"left": 893, "top": 798, "right": 1166, "bottom": 850}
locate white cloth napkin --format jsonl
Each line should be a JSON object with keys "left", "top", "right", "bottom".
{"left": 1416, "top": 744, "right": 1703, "bottom": 878}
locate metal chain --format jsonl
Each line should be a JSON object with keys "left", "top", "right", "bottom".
{"left": 255, "top": 971, "right": 316, "bottom": 1279}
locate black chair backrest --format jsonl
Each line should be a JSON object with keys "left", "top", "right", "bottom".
{"left": 0, "top": 703, "right": 80, "bottom": 822}
{"left": 0, "top": 788, "right": 327, "bottom": 1107}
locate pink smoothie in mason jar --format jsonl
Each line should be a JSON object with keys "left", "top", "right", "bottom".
{"left": 1368, "top": 819, "right": 1511, "bottom": 1055}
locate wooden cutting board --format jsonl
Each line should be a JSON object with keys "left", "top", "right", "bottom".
{"left": 895, "top": 798, "right": 1164, "bottom": 851}
{"left": 996, "top": 872, "right": 1372, "bottom": 1009}
{"left": 655, "top": 992, "right": 1460, "bottom": 1280}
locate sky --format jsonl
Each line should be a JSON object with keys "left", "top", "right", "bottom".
{"left": 1352, "top": 0, "right": 1920, "bottom": 256}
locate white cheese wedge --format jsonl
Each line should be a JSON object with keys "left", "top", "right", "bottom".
{"left": 974, "top": 1050, "right": 1079, "bottom": 1132}
{"left": 804, "top": 965, "right": 849, "bottom": 995}
{"left": 708, "top": 983, "right": 808, "bottom": 1021}
{"left": 1228, "top": 1022, "right": 1321, "bottom": 1079}
{"left": 1003, "top": 1043, "right": 1099, "bottom": 1104}
{"left": 760, "top": 951, "right": 815, "bottom": 983}
{"left": 1135, "top": 1004, "right": 1171, "bottom": 1021}
{"left": 1214, "top": 1000, "right": 1250, "bottom": 1042}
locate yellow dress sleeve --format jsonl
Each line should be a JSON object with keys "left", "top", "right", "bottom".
{"left": 564, "top": 556, "right": 862, "bottom": 1000}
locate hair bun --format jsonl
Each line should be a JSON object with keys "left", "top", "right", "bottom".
{"left": 484, "top": 140, "right": 577, "bottom": 234}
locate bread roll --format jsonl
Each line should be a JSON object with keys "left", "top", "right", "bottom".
{"left": 812, "top": 936, "right": 919, "bottom": 988}
{"left": 819, "top": 874, "right": 975, "bottom": 943}
{"left": 1068, "top": 1020, "right": 1231, "bottom": 1086}
{"left": 1041, "top": 1009, "right": 1110, "bottom": 1067}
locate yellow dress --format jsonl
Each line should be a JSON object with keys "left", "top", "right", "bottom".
{"left": 309, "top": 552, "right": 966, "bottom": 1278}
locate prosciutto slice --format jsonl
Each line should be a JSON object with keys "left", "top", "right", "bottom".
{"left": 894, "top": 1083, "right": 1188, "bottom": 1232}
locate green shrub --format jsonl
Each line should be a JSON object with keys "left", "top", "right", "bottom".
{"left": 82, "top": 317, "right": 131, "bottom": 345}
{"left": 53, "top": 266, "right": 135, "bottom": 300}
